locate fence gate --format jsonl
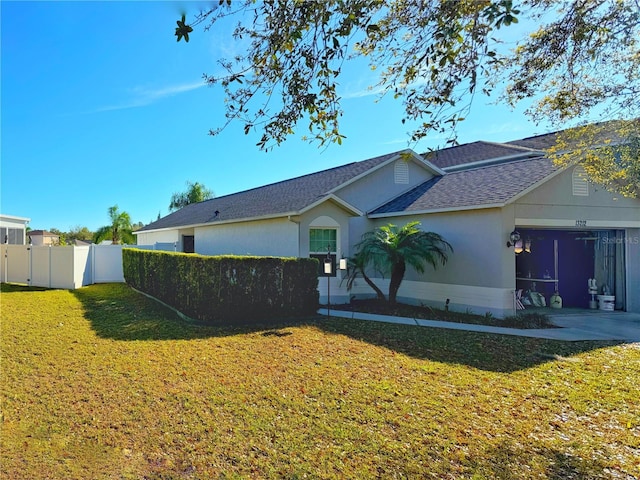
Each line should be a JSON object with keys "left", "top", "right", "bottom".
{"left": 1, "top": 244, "right": 125, "bottom": 289}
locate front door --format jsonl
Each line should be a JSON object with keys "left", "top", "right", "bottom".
{"left": 183, "top": 235, "right": 195, "bottom": 253}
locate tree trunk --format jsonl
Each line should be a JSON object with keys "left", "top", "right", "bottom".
{"left": 388, "top": 261, "right": 406, "bottom": 305}
{"left": 360, "top": 268, "right": 386, "bottom": 301}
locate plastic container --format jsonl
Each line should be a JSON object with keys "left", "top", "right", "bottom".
{"left": 597, "top": 295, "right": 615, "bottom": 311}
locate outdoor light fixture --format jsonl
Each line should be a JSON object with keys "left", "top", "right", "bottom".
{"left": 325, "top": 245, "right": 333, "bottom": 317}
{"left": 524, "top": 237, "right": 532, "bottom": 253}
{"left": 324, "top": 258, "right": 332, "bottom": 275}
{"left": 339, "top": 257, "right": 347, "bottom": 271}
{"left": 514, "top": 239, "right": 524, "bottom": 254}
{"left": 506, "top": 230, "right": 522, "bottom": 248}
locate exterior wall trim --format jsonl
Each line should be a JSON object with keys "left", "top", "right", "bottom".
{"left": 300, "top": 194, "right": 363, "bottom": 217}
{"left": 515, "top": 218, "right": 640, "bottom": 228}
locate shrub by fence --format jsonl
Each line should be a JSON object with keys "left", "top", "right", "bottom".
{"left": 122, "top": 248, "right": 319, "bottom": 324}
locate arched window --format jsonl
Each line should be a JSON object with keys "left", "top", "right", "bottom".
{"left": 309, "top": 216, "right": 339, "bottom": 276}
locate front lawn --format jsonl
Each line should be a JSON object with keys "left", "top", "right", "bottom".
{"left": 1, "top": 283, "right": 638, "bottom": 479}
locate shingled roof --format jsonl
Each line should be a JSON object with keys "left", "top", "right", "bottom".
{"left": 139, "top": 151, "right": 403, "bottom": 232}
{"left": 370, "top": 156, "right": 560, "bottom": 215}
{"left": 140, "top": 121, "right": 629, "bottom": 232}
{"left": 422, "top": 141, "right": 540, "bottom": 170}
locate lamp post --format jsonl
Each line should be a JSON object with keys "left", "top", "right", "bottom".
{"left": 324, "top": 245, "right": 333, "bottom": 317}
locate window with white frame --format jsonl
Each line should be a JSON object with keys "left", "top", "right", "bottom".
{"left": 309, "top": 228, "right": 337, "bottom": 277}
{"left": 0, "top": 227, "right": 24, "bottom": 245}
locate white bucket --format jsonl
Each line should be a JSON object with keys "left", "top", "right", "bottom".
{"left": 597, "top": 295, "right": 615, "bottom": 311}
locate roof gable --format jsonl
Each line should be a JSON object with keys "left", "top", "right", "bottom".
{"left": 371, "top": 156, "right": 560, "bottom": 216}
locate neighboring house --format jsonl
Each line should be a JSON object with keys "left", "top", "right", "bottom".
{"left": 0, "top": 214, "right": 30, "bottom": 245}
{"left": 135, "top": 129, "right": 640, "bottom": 317}
{"left": 27, "top": 230, "right": 60, "bottom": 246}
{"left": 72, "top": 239, "right": 92, "bottom": 246}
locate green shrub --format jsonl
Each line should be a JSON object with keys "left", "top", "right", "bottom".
{"left": 500, "top": 312, "right": 554, "bottom": 329}
{"left": 123, "top": 249, "right": 319, "bottom": 324}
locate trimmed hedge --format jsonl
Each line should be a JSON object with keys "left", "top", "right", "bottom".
{"left": 122, "top": 249, "right": 319, "bottom": 324}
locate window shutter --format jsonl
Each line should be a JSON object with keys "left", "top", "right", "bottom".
{"left": 394, "top": 160, "right": 409, "bottom": 184}
{"left": 572, "top": 166, "right": 589, "bottom": 196}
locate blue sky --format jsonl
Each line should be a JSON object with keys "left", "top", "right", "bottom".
{"left": 2, "top": 1, "right": 553, "bottom": 232}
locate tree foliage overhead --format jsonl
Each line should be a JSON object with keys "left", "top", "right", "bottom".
{"left": 169, "top": 181, "right": 215, "bottom": 211}
{"left": 504, "top": 0, "right": 639, "bottom": 125}
{"left": 179, "top": 0, "right": 639, "bottom": 196}
{"left": 548, "top": 118, "right": 640, "bottom": 198}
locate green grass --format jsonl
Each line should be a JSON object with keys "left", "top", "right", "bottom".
{"left": 1, "top": 283, "right": 639, "bottom": 479}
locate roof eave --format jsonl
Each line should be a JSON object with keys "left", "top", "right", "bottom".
{"left": 299, "top": 194, "right": 364, "bottom": 217}
{"left": 368, "top": 203, "right": 506, "bottom": 218}
{"left": 135, "top": 196, "right": 363, "bottom": 236}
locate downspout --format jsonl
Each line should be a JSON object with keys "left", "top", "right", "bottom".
{"left": 288, "top": 215, "right": 301, "bottom": 257}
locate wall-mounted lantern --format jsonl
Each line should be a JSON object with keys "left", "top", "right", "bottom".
{"left": 339, "top": 257, "right": 347, "bottom": 271}
{"left": 506, "top": 230, "right": 532, "bottom": 254}
{"left": 506, "top": 230, "right": 520, "bottom": 248}
{"left": 506, "top": 230, "right": 524, "bottom": 254}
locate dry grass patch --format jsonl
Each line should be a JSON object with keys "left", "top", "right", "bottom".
{"left": 1, "top": 283, "right": 639, "bottom": 479}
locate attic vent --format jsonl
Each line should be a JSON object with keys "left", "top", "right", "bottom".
{"left": 572, "top": 166, "right": 589, "bottom": 196}
{"left": 394, "top": 160, "right": 409, "bottom": 184}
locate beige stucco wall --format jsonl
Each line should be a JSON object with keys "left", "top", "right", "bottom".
{"left": 298, "top": 201, "right": 353, "bottom": 258}
{"left": 29, "top": 234, "right": 59, "bottom": 246}
{"left": 365, "top": 208, "right": 512, "bottom": 288}
{"left": 195, "top": 217, "right": 299, "bottom": 257}
{"left": 351, "top": 209, "right": 518, "bottom": 316}
{"left": 335, "top": 157, "right": 436, "bottom": 213}
{"left": 357, "top": 168, "right": 639, "bottom": 316}
{"left": 514, "top": 167, "right": 640, "bottom": 228}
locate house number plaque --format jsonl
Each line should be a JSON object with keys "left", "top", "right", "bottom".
{"left": 575, "top": 220, "right": 587, "bottom": 227}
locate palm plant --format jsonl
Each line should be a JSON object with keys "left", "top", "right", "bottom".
{"left": 349, "top": 221, "right": 452, "bottom": 305}
{"left": 343, "top": 250, "right": 386, "bottom": 302}
{"left": 93, "top": 205, "right": 134, "bottom": 245}
{"left": 169, "top": 181, "right": 215, "bottom": 211}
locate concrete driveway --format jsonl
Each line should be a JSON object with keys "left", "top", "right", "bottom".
{"left": 548, "top": 311, "right": 640, "bottom": 342}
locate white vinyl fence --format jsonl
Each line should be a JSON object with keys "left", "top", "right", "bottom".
{"left": 1, "top": 244, "right": 126, "bottom": 289}
{"left": 1, "top": 243, "right": 179, "bottom": 290}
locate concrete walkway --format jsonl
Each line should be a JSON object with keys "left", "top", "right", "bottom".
{"left": 318, "top": 308, "right": 640, "bottom": 342}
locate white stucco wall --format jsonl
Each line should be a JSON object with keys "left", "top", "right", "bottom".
{"left": 195, "top": 217, "right": 299, "bottom": 257}
{"left": 135, "top": 230, "right": 180, "bottom": 247}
